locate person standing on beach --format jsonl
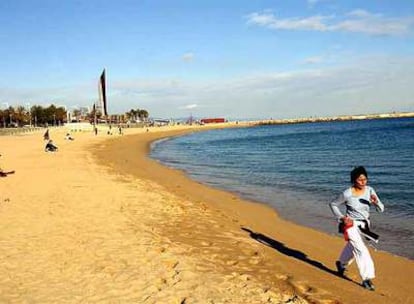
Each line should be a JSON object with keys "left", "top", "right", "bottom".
{"left": 43, "top": 128, "right": 50, "bottom": 141}
{"left": 329, "top": 166, "right": 384, "bottom": 291}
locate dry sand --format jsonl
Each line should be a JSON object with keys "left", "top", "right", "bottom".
{"left": 0, "top": 124, "right": 413, "bottom": 304}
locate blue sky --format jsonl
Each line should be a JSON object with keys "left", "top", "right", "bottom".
{"left": 1, "top": 0, "right": 413, "bottom": 119}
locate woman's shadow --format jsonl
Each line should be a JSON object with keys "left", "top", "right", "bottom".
{"left": 241, "top": 227, "right": 353, "bottom": 281}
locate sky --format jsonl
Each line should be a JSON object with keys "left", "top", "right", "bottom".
{"left": 0, "top": 0, "right": 414, "bottom": 120}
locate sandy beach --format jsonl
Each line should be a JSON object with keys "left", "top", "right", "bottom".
{"left": 1, "top": 124, "right": 413, "bottom": 304}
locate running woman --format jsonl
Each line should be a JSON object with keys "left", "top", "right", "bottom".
{"left": 329, "top": 166, "right": 384, "bottom": 291}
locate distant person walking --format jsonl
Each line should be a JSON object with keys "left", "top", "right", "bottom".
{"left": 329, "top": 166, "right": 384, "bottom": 291}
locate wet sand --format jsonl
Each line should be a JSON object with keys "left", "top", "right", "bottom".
{"left": 0, "top": 124, "right": 413, "bottom": 303}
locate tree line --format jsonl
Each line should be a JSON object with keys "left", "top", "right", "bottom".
{"left": 0, "top": 105, "right": 67, "bottom": 127}
{"left": 91, "top": 108, "right": 149, "bottom": 124}
{"left": 0, "top": 105, "right": 150, "bottom": 128}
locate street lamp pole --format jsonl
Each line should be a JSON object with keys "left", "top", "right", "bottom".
{"left": 1, "top": 102, "right": 8, "bottom": 128}
{"left": 26, "top": 103, "right": 32, "bottom": 127}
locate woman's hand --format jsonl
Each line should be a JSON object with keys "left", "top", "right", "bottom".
{"left": 342, "top": 216, "right": 353, "bottom": 226}
{"left": 370, "top": 193, "right": 378, "bottom": 205}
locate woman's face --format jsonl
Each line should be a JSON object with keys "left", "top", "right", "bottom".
{"left": 354, "top": 174, "right": 368, "bottom": 189}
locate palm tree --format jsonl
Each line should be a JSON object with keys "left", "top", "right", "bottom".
{"left": 0, "top": 109, "right": 5, "bottom": 128}
{"left": 126, "top": 109, "right": 138, "bottom": 122}
{"left": 15, "top": 105, "right": 28, "bottom": 126}
{"left": 4, "top": 106, "right": 16, "bottom": 127}
{"left": 138, "top": 109, "right": 149, "bottom": 121}
{"left": 55, "top": 106, "right": 67, "bottom": 124}
{"left": 31, "top": 105, "right": 44, "bottom": 126}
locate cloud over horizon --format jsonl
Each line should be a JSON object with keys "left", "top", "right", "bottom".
{"left": 110, "top": 55, "right": 414, "bottom": 118}
{"left": 247, "top": 9, "right": 414, "bottom": 36}
{"left": 182, "top": 53, "right": 195, "bottom": 62}
{"left": 1, "top": 54, "right": 413, "bottom": 119}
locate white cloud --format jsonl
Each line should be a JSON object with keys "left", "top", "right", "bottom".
{"left": 0, "top": 84, "right": 95, "bottom": 108}
{"left": 347, "top": 9, "right": 378, "bottom": 18}
{"left": 182, "top": 52, "right": 195, "bottom": 62}
{"left": 116, "top": 56, "right": 413, "bottom": 118}
{"left": 247, "top": 12, "right": 330, "bottom": 31}
{"left": 333, "top": 11, "right": 413, "bottom": 36}
{"left": 247, "top": 10, "right": 414, "bottom": 36}
{"left": 303, "top": 56, "right": 324, "bottom": 64}
{"left": 2, "top": 56, "right": 413, "bottom": 119}
{"left": 181, "top": 104, "right": 198, "bottom": 110}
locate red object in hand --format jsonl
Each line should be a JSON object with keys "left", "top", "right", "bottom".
{"left": 342, "top": 217, "right": 354, "bottom": 241}
{"left": 370, "top": 193, "right": 378, "bottom": 205}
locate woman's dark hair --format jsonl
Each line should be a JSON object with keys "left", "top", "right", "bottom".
{"left": 350, "top": 166, "right": 368, "bottom": 184}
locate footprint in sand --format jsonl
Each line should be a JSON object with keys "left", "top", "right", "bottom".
{"left": 226, "top": 260, "right": 239, "bottom": 266}
{"left": 288, "top": 280, "right": 337, "bottom": 304}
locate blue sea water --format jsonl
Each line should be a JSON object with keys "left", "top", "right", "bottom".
{"left": 150, "top": 118, "right": 414, "bottom": 259}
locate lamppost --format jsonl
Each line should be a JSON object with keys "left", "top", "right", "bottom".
{"left": 2, "top": 103, "right": 9, "bottom": 128}
{"left": 26, "top": 103, "right": 32, "bottom": 127}
{"left": 53, "top": 114, "right": 56, "bottom": 126}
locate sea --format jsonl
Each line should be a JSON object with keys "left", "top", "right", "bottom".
{"left": 150, "top": 118, "right": 414, "bottom": 260}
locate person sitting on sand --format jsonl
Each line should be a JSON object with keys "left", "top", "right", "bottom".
{"left": 45, "top": 140, "right": 58, "bottom": 152}
{"left": 0, "top": 154, "right": 15, "bottom": 177}
{"left": 0, "top": 169, "right": 15, "bottom": 177}
{"left": 65, "top": 133, "right": 74, "bottom": 140}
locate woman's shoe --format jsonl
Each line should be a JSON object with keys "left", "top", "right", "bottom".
{"left": 362, "top": 279, "right": 375, "bottom": 291}
{"left": 335, "top": 261, "right": 346, "bottom": 276}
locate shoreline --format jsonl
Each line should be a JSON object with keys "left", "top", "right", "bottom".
{"left": 0, "top": 124, "right": 412, "bottom": 303}
{"left": 254, "top": 111, "right": 414, "bottom": 126}
{"left": 148, "top": 124, "right": 414, "bottom": 261}
{"left": 93, "top": 124, "right": 413, "bottom": 303}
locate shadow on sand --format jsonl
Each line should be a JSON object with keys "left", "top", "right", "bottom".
{"left": 241, "top": 227, "right": 354, "bottom": 281}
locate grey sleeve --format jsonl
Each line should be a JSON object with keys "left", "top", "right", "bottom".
{"left": 370, "top": 187, "right": 385, "bottom": 212}
{"left": 329, "top": 192, "right": 346, "bottom": 220}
